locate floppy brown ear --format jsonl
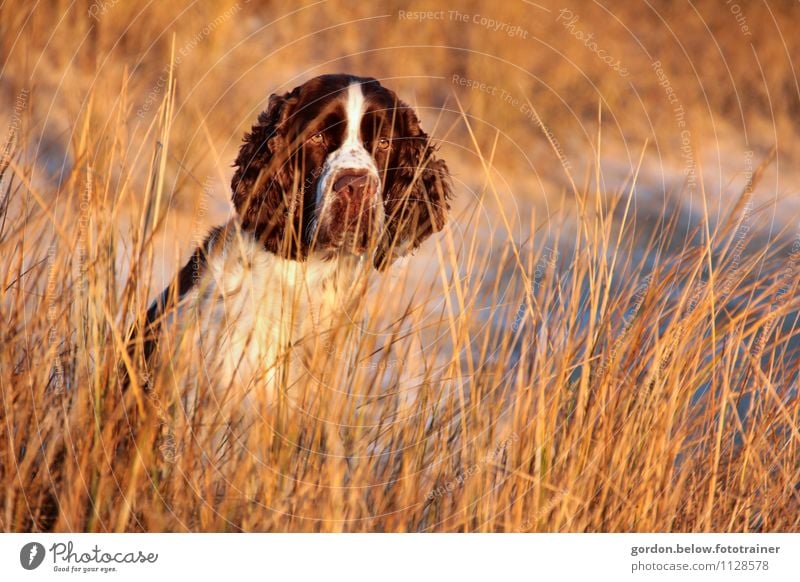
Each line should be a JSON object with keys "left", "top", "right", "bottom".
{"left": 374, "top": 105, "right": 453, "bottom": 270}
{"left": 231, "top": 88, "right": 302, "bottom": 256}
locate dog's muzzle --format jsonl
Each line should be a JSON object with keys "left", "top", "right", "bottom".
{"left": 332, "top": 170, "right": 379, "bottom": 203}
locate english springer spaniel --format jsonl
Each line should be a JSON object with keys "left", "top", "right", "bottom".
{"left": 139, "top": 74, "right": 452, "bottom": 402}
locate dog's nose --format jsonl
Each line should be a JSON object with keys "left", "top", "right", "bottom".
{"left": 333, "top": 171, "right": 378, "bottom": 199}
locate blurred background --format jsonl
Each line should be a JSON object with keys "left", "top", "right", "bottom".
{"left": 2, "top": 0, "right": 798, "bottom": 286}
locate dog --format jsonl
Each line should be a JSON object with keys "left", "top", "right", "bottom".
{"left": 135, "top": 74, "right": 453, "bottom": 415}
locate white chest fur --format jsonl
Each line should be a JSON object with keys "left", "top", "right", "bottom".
{"left": 166, "top": 227, "right": 369, "bottom": 406}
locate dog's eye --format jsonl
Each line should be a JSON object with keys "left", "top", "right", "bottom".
{"left": 309, "top": 133, "right": 325, "bottom": 146}
{"left": 376, "top": 138, "right": 390, "bottom": 151}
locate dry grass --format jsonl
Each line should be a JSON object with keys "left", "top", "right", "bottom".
{"left": 1, "top": 0, "right": 799, "bottom": 532}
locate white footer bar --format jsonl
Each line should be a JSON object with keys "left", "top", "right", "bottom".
{"left": 2, "top": 533, "right": 798, "bottom": 581}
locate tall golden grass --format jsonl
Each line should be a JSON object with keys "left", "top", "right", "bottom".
{"left": 1, "top": 0, "right": 798, "bottom": 532}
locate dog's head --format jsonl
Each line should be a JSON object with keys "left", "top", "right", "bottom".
{"left": 231, "top": 74, "right": 453, "bottom": 269}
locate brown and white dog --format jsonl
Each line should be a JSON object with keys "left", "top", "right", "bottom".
{"left": 140, "top": 74, "right": 452, "bottom": 406}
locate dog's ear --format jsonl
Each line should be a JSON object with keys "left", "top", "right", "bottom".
{"left": 231, "top": 88, "right": 301, "bottom": 255}
{"left": 374, "top": 103, "right": 453, "bottom": 270}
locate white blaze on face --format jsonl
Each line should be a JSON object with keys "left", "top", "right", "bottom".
{"left": 315, "top": 82, "right": 382, "bottom": 221}
{"left": 343, "top": 82, "right": 365, "bottom": 152}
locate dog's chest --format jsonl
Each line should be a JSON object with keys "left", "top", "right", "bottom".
{"left": 196, "top": 237, "right": 365, "bottom": 388}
